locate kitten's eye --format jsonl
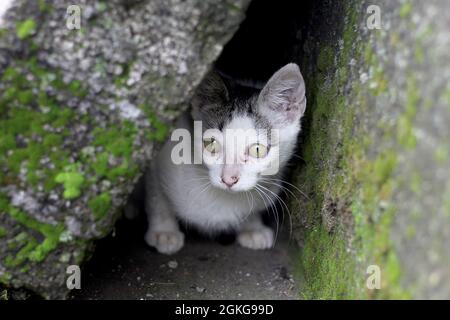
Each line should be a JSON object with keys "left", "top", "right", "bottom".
{"left": 248, "top": 143, "right": 268, "bottom": 158}
{"left": 203, "top": 137, "right": 221, "bottom": 155}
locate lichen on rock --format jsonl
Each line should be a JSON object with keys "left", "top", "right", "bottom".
{"left": 290, "top": 0, "right": 450, "bottom": 299}
{"left": 0, "top": 0, "right": 250, "bottom": 298}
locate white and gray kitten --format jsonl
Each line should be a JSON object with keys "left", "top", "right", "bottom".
{"left": 144, "top": 63, "right": 306, "bottom": 255}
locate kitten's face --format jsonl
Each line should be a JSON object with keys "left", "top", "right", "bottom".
{"left": 199, "top": 115, "right": 278, "bottom": 192}
{"left": 191, "top": 63, "right": 306, "bottom": 192}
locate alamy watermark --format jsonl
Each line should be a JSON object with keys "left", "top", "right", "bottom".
{"left": 66, "top": 264, "right": 81, "bottom": 290}
{"left": 366, "top": 265, "right": 381, "bottom": 290}
{"left": 66, "top": 5, "right": 81, "bottom": 30}
{"left": 366, "top": 5, "right": 382, "bottom": 30}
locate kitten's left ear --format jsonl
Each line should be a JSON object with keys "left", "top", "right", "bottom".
{"left": 257, "top": 63, "right": 306, "bottom": 127}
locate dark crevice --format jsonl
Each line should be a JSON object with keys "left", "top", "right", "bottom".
{"left": 215, "top": 0, "right": 313, "bottom": 81}
{"left": 72, "top": 0, "right": 318, "bottom": 300}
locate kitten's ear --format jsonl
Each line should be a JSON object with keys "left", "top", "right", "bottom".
{"left": 191, "top": 71, "right": 228, "bottom": 120}
{"left": 257, "top": 63, "right": 306, "bottom": 127}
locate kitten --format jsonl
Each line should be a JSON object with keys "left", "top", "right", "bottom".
{"left": 144, "top": 63, "right": 306, "bottom": 255}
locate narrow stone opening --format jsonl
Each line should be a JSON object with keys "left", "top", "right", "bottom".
{"left": 71, "top": 0, "right": 320, "bottom": 300}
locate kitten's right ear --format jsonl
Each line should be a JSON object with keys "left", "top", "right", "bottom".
{"left": 191, "top": 71, "right": 229, "bottom": 120}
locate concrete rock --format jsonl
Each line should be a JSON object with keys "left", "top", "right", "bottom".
{"left": 0, "top": 0, "right": 250, "bottom": 299}
{"left": 291, "top": 0, "right": 450, "bottom": 299}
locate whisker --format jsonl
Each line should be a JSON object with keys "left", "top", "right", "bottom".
{"left": 257, "top": 183, "right": 292, "bottom": 241}
{"left": 261, "top": 177, "right": 310, "bottom": 200}
{"left": 260, "top": 178, "right": 304, "bottom": 213}
{"left": 255, "top": 185, "right": 280, "bottom": 245}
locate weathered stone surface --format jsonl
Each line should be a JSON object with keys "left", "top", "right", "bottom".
{"left": 0, "top": 0, "right": 250, "bottom": 298}
{"left": 290, "top": 0, "right": 450, "bottom": 299}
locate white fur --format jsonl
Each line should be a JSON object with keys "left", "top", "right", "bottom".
{"left": 145, "top": 64, "right": 306, "bottom": 254}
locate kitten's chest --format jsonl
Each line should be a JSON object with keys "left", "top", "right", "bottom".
{"left": 173, "top": 186, "right": 253, "bottom": 231}
{"left": 168, "top": 176, "right": 263, "bottom": 231}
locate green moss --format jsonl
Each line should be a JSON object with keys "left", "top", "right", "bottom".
{"left": 68, "top": 79, "right": 87, "bottom": 98}
{"left": 0, "top": 226, "right": 6, "bottom": 238}
{"left": 93, "top": 121, "right": 137, "bottom": 158}
{"left": 114, "top": 63, "right": 134, "bottom": 88}
{"left": 55, "top": 164, "right": 85, "bottom": 200}
{"left": 317, "top": 46, "right": 334, "bottom": 72}
{"left": 92, "top": 152, "right": 109, "bottom": 178}
{"left": 43, "top": 134, "right": 63, "bottom": 149}
{"left": 16, "top": 19, "right": 37, "bottom": 40}
{"left": 0, "top": 273, "right": 12, "bottom": 284}
{"left": 293, "top": 3, "right": 412, "bottom": 299}
{"left": 1, "top": 55, "right": 145, "bottom": 228}
{"left": 410, "top": 171, "right": 422, "bottom": 195}
{"left": 364, "top": 46, "right": 388, "bottom": 95}
{"left": 88, "top": 192, "right": 112, "bottom": 221}
{"left": 434, "top": 144, "right": 449, "bottom": 164}
{"left": 10, "top": 208, "right": 64, "bottom": 262}
{"left": 107, "top": 159, "right": 138, "bottom": 181}
{"left": 0, "top": 28, "right": 7, "bottom": 39}
{"left": 397, "top": 76, "right": 419, "bottom": 149}
{"left": 4, "top": 238, "right": 38, "bottom": 267}
{"left": 300, "top": 227, "right": 356, "bottom": 299}
{"left": 399, "top": 2, "right": 413, "bottom": 19}
{"left": 0, "top": 57, "right": 82, "bottom": 190}
{"left": 414, "top": 44, "right": 425, "bottom": 64}
{"left": 38, "top": 0, "right": 52, "bottom": 13}
{"left": 140, "top": 105, "right": 170, "bottom": 143}
{"left": 1, "top": 195, "right": 65, "bottom": 264}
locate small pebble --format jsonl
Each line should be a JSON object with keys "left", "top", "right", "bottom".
{"left": 168, "top": 260, "right": 178, "bottom": 269}
{"left": 196, "top": 286, "right": 205, "bottom": 293}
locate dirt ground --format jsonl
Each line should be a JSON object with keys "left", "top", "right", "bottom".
{"left": 71, "top": 215, "right": 299, "bottom": 300}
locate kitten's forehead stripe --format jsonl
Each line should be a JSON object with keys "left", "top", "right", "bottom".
{"left": 198, "top": 75, "right": 274, "bottom": 133}
{"left": 202, "top": 97, "right": 272, "bottom": 131}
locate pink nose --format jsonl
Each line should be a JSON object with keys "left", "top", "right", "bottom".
{"left": 221, "top": 175, "right": 239, "bottom": 188}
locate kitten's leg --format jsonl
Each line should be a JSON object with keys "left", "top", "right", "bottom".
{"left": 237, "top": 213, "right": 274, "bottom": 250}
{"left": 144, "top": 172, "right": 184, "bottom": 255}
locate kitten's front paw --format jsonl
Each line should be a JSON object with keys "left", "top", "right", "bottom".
{"left": 145, "top": 230, "right": 185, "bottom": 255}
{"left": 237, "top": 226, "right": 274, "bottom": 250}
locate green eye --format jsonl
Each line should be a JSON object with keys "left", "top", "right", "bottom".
{"left": 203, "top": 137, "right": 221, "bottom": 155}
{"left": 248, "top": 143, "right": 268, "bottom": 158}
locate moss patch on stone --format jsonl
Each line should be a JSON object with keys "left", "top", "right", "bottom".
{"left": 140, "top": 105, "right": 170, "bottom": 143}
{"left": 292, "top": 3, "right": 412, "bottom": 299}
{"left": 299, "top": 227, "right": 356, "bottom": 299}
{"left": 0, "top": 58, "right": 78, "bottom": 192}
{"left": 1, "top": 192, "right": 65, "bottom": 266}
{"left": 0, "top": 54, "right": 130, "bottom": 272}
{"left": 0, "top": 226, "right": 6, "bottom": 238}
{"left": 16, "top": 18, "right": 37, "bottom": 40}
{"left": 88, "top": 192, "right": 112, "bottom": 221}
{"left": 54, "top": 164, "right": 86, "bottom": 200}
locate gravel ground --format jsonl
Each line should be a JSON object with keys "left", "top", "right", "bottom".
{"left": 71, "top": 216, "right": 299, "bottom": 300}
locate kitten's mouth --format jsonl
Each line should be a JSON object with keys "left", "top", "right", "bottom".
{"left": 215, "top": 184, "right": 240, "bottom": 192}
{"left": 211, "top": 179, "right": 247, "bottom": 193}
